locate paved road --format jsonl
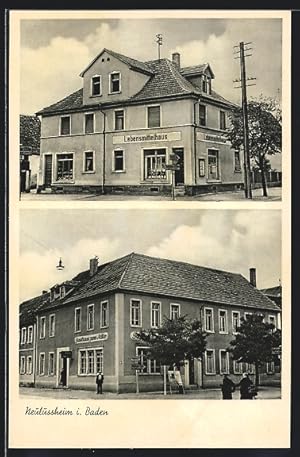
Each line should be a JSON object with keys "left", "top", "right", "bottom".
{"left": 20, "top": 386, "right": 281, "bottom": 400}
{"left": 20, "top": 187, "right": 281, "bottom": 201}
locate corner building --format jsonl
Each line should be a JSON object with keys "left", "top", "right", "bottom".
{"left": 19, "top": 253, "right": 281, "bottom": 393}
{"left": 37, "top": 49, "right": 243, "bottom": 196}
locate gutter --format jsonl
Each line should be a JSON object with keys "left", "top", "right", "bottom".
{"left": 99, "top": 107, "right": 106, "bottom": 194}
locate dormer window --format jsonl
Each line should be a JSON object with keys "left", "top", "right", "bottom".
{"left": 91, "top": 75, "right": 101, "bottom": 96}
{"left": 60, "top": 286, "right": 65, "bottom": 298}
{"left": 202, "top": 76, "right": 207, "bottom": 93}
{"left": 109, "top": 72, "right": 121, "bottom": 94}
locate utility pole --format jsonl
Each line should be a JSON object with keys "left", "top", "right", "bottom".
{"left": 233, "top": 41, "right": 256, "bottom": 199}
{"left": 156, "top": 34, "right": 162, "bottom": 60}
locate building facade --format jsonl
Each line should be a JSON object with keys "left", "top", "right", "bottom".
{"left": 19, "top": 253, "right": 281, "bottom": 393}
{"left": 36, "top": 49, "right": 243, "bottom": 196}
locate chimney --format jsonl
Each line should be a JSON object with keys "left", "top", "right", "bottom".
{"left": 172, "top": 52, "right": 180, "bottom": 69}
{"left": 89, "top": 257, "right": 99, "bottom": 277}
{"left": 249, "top": 268, "right": 257, "bottom": 287}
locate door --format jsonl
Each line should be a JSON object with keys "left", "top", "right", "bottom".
{"left": 59, "top": 356, "right": 68, "bottom": 387}
{"left": 44, "top": 155, "right": 53, "bottom": 187}
{"left": 208, "top": 149, "right": 219, "bottom": 180}
{"left": 189, "top": 359, "right": 195, "bottom": 385}
{"left": 173, "top": 148, "right": 184, "bottom": 185}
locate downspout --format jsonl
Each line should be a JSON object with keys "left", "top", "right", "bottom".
{"left": 100, "top": 107, "right": 106, "bottom": 194}
{"left": 193, "top": 100, "right": 199, "bottom": 187}
{"left": 33, "top": 316, "right": 38, "bottom": 386}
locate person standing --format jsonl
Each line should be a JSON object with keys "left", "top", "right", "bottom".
{"left": 96, "top": 371, "right": 104, "bottom": 394}
{"left": 238, "top": 372, "right": 253, "bottom": 399}
{"left": 220, "top": 374, "right": 235, "bottom": 399}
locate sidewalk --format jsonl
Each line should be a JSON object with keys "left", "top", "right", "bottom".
{"left": 20, "top": 386, "right": 281, "bottom": 400}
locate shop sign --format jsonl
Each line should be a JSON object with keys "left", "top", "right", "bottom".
{"left": 74, "top": 332, "right": 108, "bottom": 344}
{"left": 113, "top": 131, "right": 181, "bottom": 144}
{"left": 197, "top": 132, "right": 228, "bottom": 144}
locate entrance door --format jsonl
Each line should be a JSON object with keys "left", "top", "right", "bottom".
{"left": 208, "top": 149, "right": 219, "bottom": 180}
{"left": 58, "top": 353, "right": 68, "bottom": 387}
{"left": 189, "top": 359, "right": 195, "bottom": 385}
{"left": 44, "top": 155, "right": 53, "bottom": 187}
{"left": 173, "top": 148, "right": 184, "bottom": 185}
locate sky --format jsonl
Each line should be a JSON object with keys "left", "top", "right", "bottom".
{"left": 19, "top": 209, "right": 281, "bottom": 302}
{"left": 20, "top": 16, "right": 282, "bottom": 115}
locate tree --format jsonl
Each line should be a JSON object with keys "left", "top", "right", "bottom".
{"left": 135, "top": 315, "right": 208, "bottom": 369}
{"left": 227, "top": 96, "right": 281, "bottom": 197}
{"left": 229, "top": 313, "right": 281, "bottom": 386}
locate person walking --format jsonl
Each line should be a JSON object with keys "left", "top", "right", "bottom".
{"left": 238, "top": 372, "right": 254, "bottom": 399}
{"left": 220, "top": 374, "right": 235, "bottom": 399}
{"left": 96, "top": 371, "right": 104, "bottom": 394}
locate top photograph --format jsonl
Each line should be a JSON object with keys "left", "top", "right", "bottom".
{"left": 18, "top": 15, "right": 284, "bottom": 201}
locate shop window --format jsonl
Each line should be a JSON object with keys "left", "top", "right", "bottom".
{"left": 87, "top": 304, "right": 94, "bottom": 331}
{"left": 219, "top": 309, "right": 228, "bottom": 334}
{"left": 91, "top": 75, "right": 101, "bottom": 96}
{"left": 27, "top": 356, "right": 33, "bottom": 375}
{"left": 49, "top": 314, "right": 55, "bottom": 337}
{"left": 40, "top": 317, "right": 46, "bottom": 339}
{"left": 136, "top": 347, "right": 160, "bottom": 374}
{"left": 151, "top": 302, "right": 161, "bottom": 328}
{"left": 232, "top": 311, "right": 240, "bottom": 334}
{"left": 48, "top": 352, "right": 55, "bottom": 376}
{"left": 56, "top": 154, "right": 73, "bottom": 181}
{"left": 84, "top": 151, "right": 94, "bottom": 172}
{"left": 199, "top": 105, "right": 206, "bottom": 126}
{"left": 85, "top": 113, "right": 94, "bottom": 134}
{"left": 21, "top": 327, "right": 26, "bottom": 345}
{"left": 204, "top": 308, "right": 214, "bottom": 332}
{"left": 100, "top": 301, "right": 109, "bottom": 328}
{"left": 79, "top": 348, "right": 103, "bottom": 375}
{"left": 220, "top": 110, "right": 226, "bottom": 130}
{"left": 39, "top": 353, "right": 45, "bottom": 375}
{"left": 130, "top": 299, "right": 142, "bottom": 327}
{"left": 60, "top": 116, "right": 71, "bottom": 136}
{"left": 20, "top": 356, "right": 26, "bottom": 374}
{"left": 74, "top": 307, "right": 81, "bottom": 333}
{"left": 170, "top": 303, "right": 180, "bottom": 320}
{"left": 205, "top": 349, "right": 216, "bottom": 374}
{"left": 110, "top": 72, "right": 121, "bottom": 93}
{"left": 113, "top": 150, "right": 125, "bottom": 172}
{"left": 198, "top": 158, "right": 205, "bottom": 177}
{"left": 114, "top": 110, "right": 124, "bottom": 130}
{"left": 219, "top": 350, "right": 229, "bottom": 374}
{"left": 147, "top": 106, "right": 161, "bottom": 128}
{"left": 144, "top": 149, "right": 166, "bottom": 180}
{"left": 208, "top": 149, "right": 219, "bottom": 180}
{"left": 234, "top": 150, "right": 241, "bottom": 172}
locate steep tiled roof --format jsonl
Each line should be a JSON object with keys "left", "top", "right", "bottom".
{"left": 260, "top": 285, "right": 282, "bottom": 298}
{"left": 19, "top": 292, "right": 50, "bottom": 325}
{"left": 63, "top": 253, "right": 279, "bottom": 311}
{"left": 20, "top": 115, "right": 41, "bottom": 154}
{"left": 37, "top": 88, "right": 83, "bottom": 115}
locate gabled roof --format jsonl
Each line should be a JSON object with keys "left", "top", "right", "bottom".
{"left": 37, "top": 88, "right": 83, "bottom": 116}
{"left": 19, "top": 292, "right": 50, "bottom": 325}
{"left": 180, "top": 63, "right": 215, "bottom": 79}
{"left": 79, "top": 48, "right": 154, "bottom": 77}
{"left": 260, "top": 285, "right": 282, "bottom": 298}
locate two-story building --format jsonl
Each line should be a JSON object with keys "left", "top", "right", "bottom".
{"left": 36, "top": 49, "right": 243, "bottom": 196}
{"left": 19, "top": 253, "right": 281, "bottom": 392}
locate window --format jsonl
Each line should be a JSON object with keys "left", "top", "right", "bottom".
{"left": 85, "top": 113, "right": 94, "bottom": 134}
{"left": 234, "top": 150, "right": 241, "bottom": 172}
{"left": 27, "top": 356, "right": 33, "bottom": 375}
{"left": 60, "top": 286, "right": 65, "bottom": 298}
{"left": 100, "top": 301, "right": 109, "bottom": 328}
{"left": 199, "top": 104, "right": 206, "bottom": 126}
{"left": 219, "top": 309, "right": 228, "bottom": 334}
{"left": 91, "top": 75, "right": 101, "bottom": 96}
{"left": 113, "top": 150, "right": 125, "bottom": 172}
{"left": 144, "top": 149, "right": 166, "bottom": 180}
{"left": 136, "top": 347, "right": 160, "bottom": 374}
{"left": 21, "top": 327, "right": 26, "bottom": 345}
{"left": 220, "top": 111, "right": 226, "bottom": 130}
{"left": 205, "top": 349, "right": 216, "bottom": 374}
{"left": 269, "top": 315, "right": 276, "bottom": 329}
{"left": 202, "top": 76, "right": 207, "bottom": 93}
{"left": 266, "top": 361, "right": 275, "bottom": 374}
{"left": 87, "top": 304, "right": 94, "bottom": 331}
{"left": 199, "top": 158, "right": 205, "bottom": 177}
{"left": 244, "top": 312, "right": 252, "bottom": 320}
{"left": 147, "top": 106, "right": 161, "bottom": 128}
{"left": 79, "top": 348, "right": 103, "bottom": 375}
{"left": 114, "top": 110, "right": 124, "bottom": 130}
{"left": 130, "top": 299, "right": 142, "bottom": 327}
{"left": 170, "top": 303, "right": 180, "bottom": 320}
{"left": 151, "top": 302, "right": 161, "bottom": 328}
{"left": 56, "top": 154, "right": 73, "bottom": 181}
{"left": 232, "top": 311, "right": 240, "bottom": 334}
{"left": 204, "top": 308, "right": 214, "bottom": 332}
{"left": 39, "top": 353, "right": 45, "bottom": 375}
{"left": 110, "top": 72, "right": 121, "bottom": 93}
{"left": 49, "top": 314, "right": 55, "bottom": 337}
{"left": 60, "top": 116, "right": 71, "bottom": 135}
{"left": 27, "top": 326, "right": 33, "bottom": 344}
{"left": 245, "top": 362, "right": 255, "bottom": 374}
{"left": 233, "top": 360, "right": 243, "bottom": 374}
{"left": 74, "top": 307, "right": 81, "bottom": 333}
{"left": 48, "top": 352, "right": 55, "bottom": 376}
{"left": 219, "top": 350, "right": 229, "bottom": 374}
{"left": 40, "top": 317, "right": 46, "bottom": 339}
{"left": 20, "top": 356, "right": 26, "bottom": 374}
{"left": 84, "top": 151, "right": 94, "bottom": 172}
{"left": 208, "top": 149, "right": 219, "bottom": 180}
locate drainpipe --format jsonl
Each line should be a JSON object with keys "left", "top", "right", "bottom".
{"left": 193, "top": 100, "right": 200, "bottom": 186}
{"left": 34, "top": 316, "right": 38, "bottom": 386}
{"left": 100, "top": 107, "right": 106, "bottom": 194}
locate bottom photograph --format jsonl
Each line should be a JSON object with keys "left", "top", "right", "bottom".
{"left": 18, "top": 209, "right": 282, "bottom": 400}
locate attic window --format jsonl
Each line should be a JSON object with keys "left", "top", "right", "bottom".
{"left": 110, "top": 72, "right": 121, "bottom": 93}
{"left": 91, "top": 75, "right": 101, "bottom": 96}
